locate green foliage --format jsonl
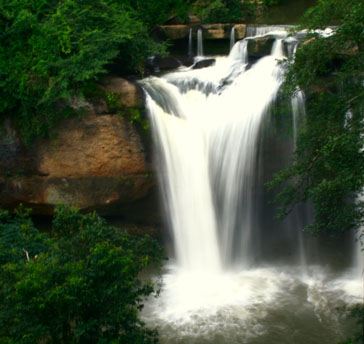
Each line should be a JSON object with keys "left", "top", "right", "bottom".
{"left": 261, "top": 0, "right": 280, "bottom": 6}
{"left": 0, "top": 205, "right": 163, "bottom": 343}
{"left": 268, "top": 0, "right": 364, "bottom": 236}
{"left": 124, "top": 0, "right": 190, "bottom": 29}
{"left": 339, "top": 305, "right": 364, "bottom": 344}
{"left": 0, "top": 0, "right": 188, "bottom": 144}
{"left": 193, "top": 0, "right": 258, "bottom": 23}
{"left": 0, "top": 205, "right": 49, "bottom": 265}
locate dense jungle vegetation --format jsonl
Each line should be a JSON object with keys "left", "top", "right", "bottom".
{"left": 0, "top": 0, "right": 191, "bottom": 144}
{"left": 0, "top": 0, "right": 363, "bottom": 342}
{"left": 270, "top": 0, "right": 364, "bottom": 237}
{"left": 0, "top": 205, "right": 164, "bottom": 343}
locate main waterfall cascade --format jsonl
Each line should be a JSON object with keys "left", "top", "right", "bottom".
{"left": 140, "top": 27, "right": 363, "bottom": 344}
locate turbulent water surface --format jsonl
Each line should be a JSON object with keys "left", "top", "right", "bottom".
{"left": 141, "top": 27, "right": 363, "bottom": 343}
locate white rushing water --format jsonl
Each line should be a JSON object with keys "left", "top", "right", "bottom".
{"left": 141, "top": 28, "right": 363, "bottom": 343}
{"left": 197, "top": 28, "right": 204, "bottom": 57}
{"left": 188, "top": 28, "right": 193, "bottom": 57}
{"left": 230, "top": 26, "right": 236, "bottom": 51}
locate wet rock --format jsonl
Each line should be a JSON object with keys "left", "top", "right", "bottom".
{"left": 201, "top": 24, "right": 227, "bottom": 39}
{"left": 192, "top": 58, "right": 216, "bottom": 69}
{"left": 158, "top": 24, "right": 247, "bottom": 41}
{"left": 234, "top": 24, "right": 247, "bottom": 40}
{"left": 201, "top": 24, "right": 246, "bottom": 40}
{"left": 149, "top": 55, "right": 182, "bottom": 72}
{"left": 247, "top": 35, "right": 275, "bottom": 58}
{"left": 0, "top": 108, "right": 158, "bottom": 221}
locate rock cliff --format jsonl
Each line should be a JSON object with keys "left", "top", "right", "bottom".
{"left": 0, "top": 77, "right": 160, "bottom": 223}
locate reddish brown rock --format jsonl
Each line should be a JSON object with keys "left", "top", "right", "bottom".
{"left": 0, "top": 110, "right": 159, "bottom": 221}
{"left": 97, "top": 76, "right": 145, "bottom": 108}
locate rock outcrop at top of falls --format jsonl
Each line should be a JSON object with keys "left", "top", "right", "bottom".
{"left": 247, "top": 35, "right": 276, "bottom": 58}
{"left": 0, "top": 77, "right": 160, "bottom": 222}
{"left": 158, "top": 24, "right": 247, "bottom": 40}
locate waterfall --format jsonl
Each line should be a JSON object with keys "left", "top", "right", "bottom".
{"left": 291, "top": 89, "right": 311, "bottom": 272}
{"left": 188, "top": 28, "right": 193, "bottom": 57}
{"left": 230, "top": 26, "right": 236, "bottom": 51}
{"left": 353, "top": 217, "right": 364, "bottom": 278}
{"left": 197, "top": 28, "right": 203, "bottom": 57}
{"left": 140, "top": 28, "right": 363, "bottom": 342}
{"left": 246, "top": 25, "right": 294, "bottom": 37}
{"left": 143, "top": 38, "right": 284, "bottom": 270}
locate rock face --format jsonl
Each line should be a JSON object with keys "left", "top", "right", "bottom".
{"left": 0, "top": 78, "right": 160, "bottom": 223}
{"left": 98, "top": 76, "right": 145, "bottom": 108}
{"left": 158, "top": 25, "right": 191, "bottom": 40}
{"left": 159, "top": 24, "right": 247, "bottom": 40}
{"left": 247, "top": 35, "right": 275, "bottom": 58}
{"left": 202, "top": 24, "right": 246, "bottom": 40}
{"left": 147, "top": 56, "right": 182, "bottom": 73}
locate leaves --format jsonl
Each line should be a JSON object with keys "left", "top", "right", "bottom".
{"left": 0, "top": 205, "right": 163, "bottom": 343}
{"left": 269, "top": 0, "right": 364, "bottom": 236}
{"left": 0, "top": 0, "right": 186, "bottom": 144}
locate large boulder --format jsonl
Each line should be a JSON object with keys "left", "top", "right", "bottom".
{"left": 247, "top": 35, "right": 275, "bottom": 58}
{"left": 147, "top": 55, "right": 182, "bottom": 73}
{"left": 192, "top": 58, "right": 216, "bottom": 69}
{"left": 0, "top": 78, "right": 160, "bottom": 223}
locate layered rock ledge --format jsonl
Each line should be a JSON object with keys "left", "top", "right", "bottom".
{"left": 158, "top": 24, "right": 247, "bottom": 40}
{"left": 0, "top": 77, "right": 160, "bottom": 223}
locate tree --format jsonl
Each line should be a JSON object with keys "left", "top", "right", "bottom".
{"left": 269, "top": 0, "right": 364, "bottom": 236}
{"left": 0, "top": 0, "right": 189, "bottom": 144}
{"left": 0, "top": 205, "right": 164, "bottom": 343}
{"left": 268, "top": 2, "right": 363, "bottom": 340}
{"left": 192, "top": 0, "right": 258, "bottom": 23}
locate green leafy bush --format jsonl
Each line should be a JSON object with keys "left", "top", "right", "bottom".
{"left": 0, "top": 0, "right": 188, "bottom": 144}
{"left": 268, "top": 0, "right": 364, "bottom": 236}
{"left": 0, "top": 205, "right": 163, "bottom": 343}
{"left": 193, "top": 0, "right": 258, "bottom": 23}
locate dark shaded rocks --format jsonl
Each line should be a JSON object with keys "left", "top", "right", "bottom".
{"left": 0, "top": 77, "right": 161, "bottom": 223}
{"left": 247, "top": 35, "right": 275, "bottom": 58}
{"left": 193, "top": 58, "right": 216, "bottom": 69}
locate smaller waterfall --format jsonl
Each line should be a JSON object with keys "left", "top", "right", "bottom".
{"left": 246, "top": 25, "right": 293, "bottom": 37}
{"left": 284, "top": 37, "right": 299, "bottom": 58}
{"left": 230, "top": 26, "right": 236, "bottom": 51}
{"left": 271, "top": 38, "right": 285, "bottom": 58}
{"left": 197, "top": 28, "right": 204, "bottom": 57}
{"left": 353, "top": 226, "right": 364, "bottom": 278}
{"left": 291, "top": 90, "right": 309, "bottom": 271}
{"left": 229, "top": 39, "right": 248, "bottom": 64}
{"left": 188, "top": 28, "right": 193, "bottom": 57}
{"left": 291, "top": 89, "right": 306, "bottom": 145}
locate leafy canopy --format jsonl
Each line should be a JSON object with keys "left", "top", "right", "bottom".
{"left": 192, "top": 0, "right": 258, "bottom": 23}
{"left": 0, "top": 0, "right": 188, "bottom": 144}
{"left": 269, "top": 0, "right": 364, "bottom": 236}
{"left": 0, "top": 205, "right": 164, "bottom": 344}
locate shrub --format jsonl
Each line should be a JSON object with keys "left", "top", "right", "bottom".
{"left": 0, "top": 205, "right": 163, "bottom": 343}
